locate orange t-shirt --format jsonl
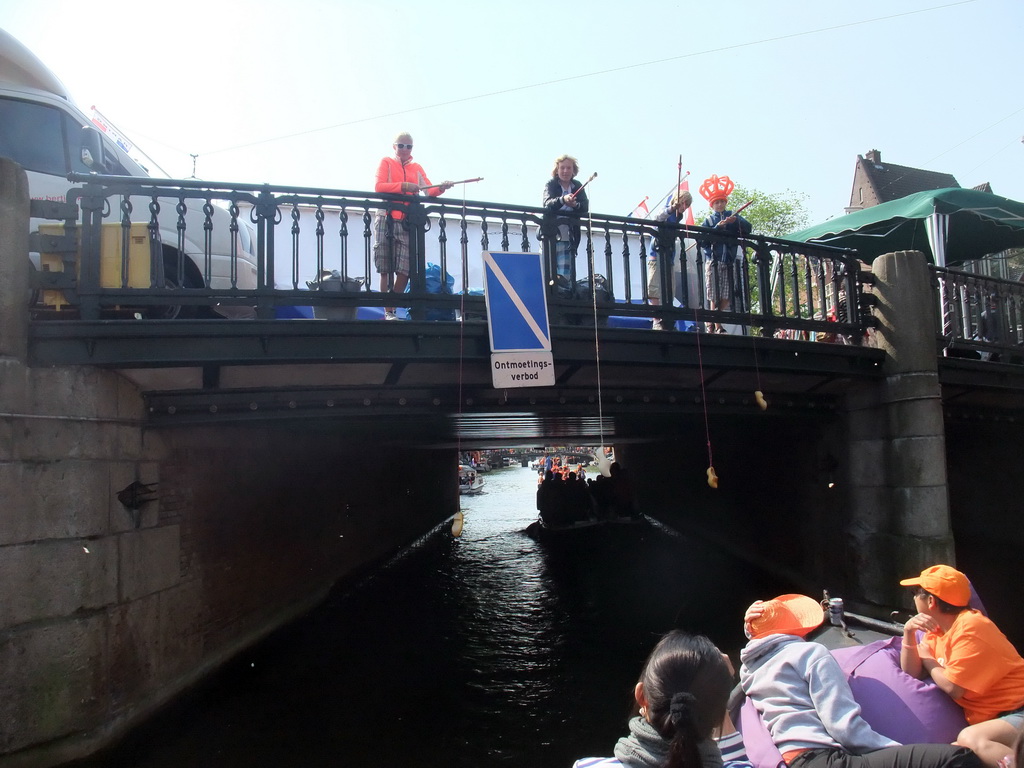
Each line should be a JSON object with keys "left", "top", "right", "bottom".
{"left": 921, "top": 610, "right": 1024, "bottom": 724}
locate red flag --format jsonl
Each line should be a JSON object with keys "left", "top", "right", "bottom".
{"left": 630, "top": 196, "right": 650, "bottom": 219}
{"left": 679, "top": 179, "right": 695, "bottom": 226}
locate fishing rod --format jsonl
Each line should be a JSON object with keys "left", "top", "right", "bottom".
{"left": 676, "top": 154, "right": 682, "bottom": 208}
{"left": 732, "top": 199, "right": 755, "bottom": 216}
{"left": 568, "top": 172, "right": 597, "bottom": 200}
{"left": 651, "top": 170, "right": 690, "bottom": 213}
{"left": 420, "top": 177, "right": 483, "bottom": 191}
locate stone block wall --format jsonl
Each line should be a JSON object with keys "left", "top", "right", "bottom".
{"left": 0, "top": 358, "right": 168, "bottom": 765}
{"left": 0, "top": 358, "right": 458, "bottom": 766}
{"left": 1, "top": 158, "right": 459, "bottom": 766}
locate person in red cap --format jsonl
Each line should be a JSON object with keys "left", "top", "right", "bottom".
{"left": 899, "top": 565, "right": 1024, "bottom": 768}
{"left": 739, "top": 594, "right": 981, "bottom": 768}
{"left": 697, "top": 175, "right": 751, "bottom": 334}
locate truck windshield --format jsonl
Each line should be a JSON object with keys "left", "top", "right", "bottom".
{"left": 0, "top": 97, "right": 67, "bottom": 175}
{"left": 0, "top": 95, "right": 135, "bottom": 177}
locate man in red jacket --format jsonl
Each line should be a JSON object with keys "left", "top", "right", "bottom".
{"left": 373, "top": 133, "right": 452, "bottom": 320}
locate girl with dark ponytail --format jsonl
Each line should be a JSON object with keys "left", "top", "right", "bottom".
{"left": 574, "top": 631, "right": 739, "bottom": 768}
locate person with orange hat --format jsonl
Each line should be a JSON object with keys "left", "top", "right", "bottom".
{"left": 739, "top": 594, "right": 981, "bottom": 768}
{"left": 899, "top": 565, "right": 1024, "bottom": 768}
{"left": 697, "top": 175, "right": 751, "bottom": 334}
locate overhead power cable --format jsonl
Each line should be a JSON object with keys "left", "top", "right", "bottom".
{"left": 196, "top": 0, "right": 977, "bottom": 158}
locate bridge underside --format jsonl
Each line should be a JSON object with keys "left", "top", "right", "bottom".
{"left": 32, "top": 319, "right": 885, "bottom": 445}
{"left": 29, "top": 319, "right": 1024, "bottom": 445}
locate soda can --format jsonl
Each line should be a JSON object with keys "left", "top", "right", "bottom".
{"left": 828, "top": 597, "right": 845, "bottom": 626}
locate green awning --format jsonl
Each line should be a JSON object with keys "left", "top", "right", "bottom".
{"left": 788, "top": 188, "right": 1024, "bottom": 266}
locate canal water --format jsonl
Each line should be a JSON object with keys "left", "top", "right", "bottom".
{"left": 76, "top": 465, "right": 791, "bottom": 768}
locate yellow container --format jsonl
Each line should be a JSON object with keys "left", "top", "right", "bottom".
{"left": 38, "top": 223, "right": 156, "bottom": 308}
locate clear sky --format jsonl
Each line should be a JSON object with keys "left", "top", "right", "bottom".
{"left": 2, "top": 0, "right": 1022, "bottom": 230}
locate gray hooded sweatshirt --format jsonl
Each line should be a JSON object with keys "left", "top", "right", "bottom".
{"left": 739, "top": 634, "right": 899, "bottom": 756}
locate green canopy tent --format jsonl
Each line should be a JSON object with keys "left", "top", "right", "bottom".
{"left": 788, "top": 188, "right": 1024, "bottom": 267}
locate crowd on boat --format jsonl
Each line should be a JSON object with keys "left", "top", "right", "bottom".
{"left": 572, "top": 564, "right": 1024, "bottom": 768}
{"left": 458, "top": 463, "right": 484, "bottom": 495}
{"left": 535, "top": 455, "right": 636, "bottom": 528}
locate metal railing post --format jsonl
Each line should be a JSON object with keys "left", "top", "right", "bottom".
{"left": 253, "top": 185, "right": 278, "bottom": 319}
{"left": 403, "top": 197, "right": 427, "bottom": 321}
{"left": 77, "top": 181, "right": 105, "bottom": 321}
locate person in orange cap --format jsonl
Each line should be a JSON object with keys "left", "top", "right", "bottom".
{"left": 899, "top": 565, "right": 1024, "bottom": 768}
{"left": 739, "top": 594, "right": 980, "bottom": 768}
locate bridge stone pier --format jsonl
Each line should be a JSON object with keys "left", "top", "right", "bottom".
{"left": 845, "top": 250, "right": 953, "bottom": 603}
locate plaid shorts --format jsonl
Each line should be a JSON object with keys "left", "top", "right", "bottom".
{"left": 555, "top": 223, "right": 574, "bottom": 280}
{"left": 555, "top": 241, "right": 574, "bottom": 281}
{"left": 373, "top": 212, "right": 410, "bottom": 275}
{"left": 704, "top": 259, "right": 733, "bottom": 306}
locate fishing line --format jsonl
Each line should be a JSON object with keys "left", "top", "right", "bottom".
{"left": 857, "top": 104, "right": 1023, "bottom": 202}
{"left": 749, "top": 299, "right": 766, "bottom": 410}
{"left": 457, "top": 187, "right": 468, "bottom": 425}
{"left": 452, "top": 183, "right": 470, "bottom": 537}
{"left": 586, "top": 185, "right": 607, "bottom": 451}
{"left": 456, "top": 183, "right": 468, "bottom": 437}
{"left": 731, "top": 202, "right": 768, "bottom": 412}
{"left": 693, "top": 304, "right": 718, "bottom": 489}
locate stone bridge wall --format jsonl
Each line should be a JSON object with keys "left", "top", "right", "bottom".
{"left": 1, "top": 159, "right": 458, "bottom": 767}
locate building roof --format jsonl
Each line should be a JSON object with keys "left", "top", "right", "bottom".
{"left": 851, "top": 149, "right": 960, "bottom": 211}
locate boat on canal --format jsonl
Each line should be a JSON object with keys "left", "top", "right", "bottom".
{"left": 524, "top": 514, "right": 645, "bottom": 540}
{"left": 458, "top": 464, "right": 484, "bottom": 495}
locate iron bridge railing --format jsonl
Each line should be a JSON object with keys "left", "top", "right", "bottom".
{"left": 932, "top": 266, "right": 1024, "bottom": 362}
{"left": 30, "top": 173, "right": 870, "bottom": 341}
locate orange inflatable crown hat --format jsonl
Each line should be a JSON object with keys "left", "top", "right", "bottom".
{"left": 699, "top": 174, "right": 735, "bottom": 204}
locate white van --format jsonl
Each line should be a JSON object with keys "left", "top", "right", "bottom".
{"left": 0, "top": 27, "right": 258, "bottom": 318}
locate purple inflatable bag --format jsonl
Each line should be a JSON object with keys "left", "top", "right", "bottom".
{"left": 735, "top": 637, "right": 968, "bottom": 768}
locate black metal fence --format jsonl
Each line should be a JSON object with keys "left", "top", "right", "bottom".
{"left": 933, "top": 266, "right": 1024, "bottom": 362}
{"left": 30, "top": 174, "right": 869, "bottom": 340}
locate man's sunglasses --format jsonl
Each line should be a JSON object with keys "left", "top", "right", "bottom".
{"left": 395, "top": 143, "right": 413, "bottom": 150}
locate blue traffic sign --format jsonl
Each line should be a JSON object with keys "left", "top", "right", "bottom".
{"left": 482, "top": 252, "right": 551, "bottom": 352}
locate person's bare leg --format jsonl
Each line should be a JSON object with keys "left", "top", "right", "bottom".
{"left": 708, "top": 300, "right": 721, "bottom": 333}
{"left": 380, "top": 272, "right": 395, "bottom": 314}
{"left": 390, "top": 272, "right": 410, "bottom": 316}
{"left": 649, "top": 296, "right": 663, "bottom": 330}
{"left": 955, "top": 720, "right": 1017, "bottom": 768}
{"left": 718, "top": 297, "right": 731, "bottom": 332}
